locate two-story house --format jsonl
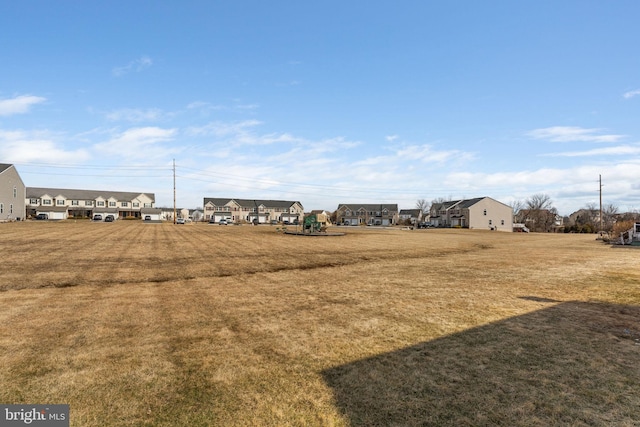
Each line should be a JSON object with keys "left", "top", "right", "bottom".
{"left": 335, "top": 204, "right": 399, "bottom": 226}
{"left": 0, "top": 164, "right": 26, "bottom": 222}
{"left": 203, "top": 198, "right": 304, "bottom": 224}
{"left": 26, "top": 187, "right": 155, "bottom": 220}
{"left": 398, "top": 209, "right": 423, "bottom": 225}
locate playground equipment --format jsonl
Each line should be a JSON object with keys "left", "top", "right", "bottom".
{"left": 620, "top": 222, "right": 640, "bottom": 245}
{"left": 303, "top": 214, "right": 325, "bottom": 233}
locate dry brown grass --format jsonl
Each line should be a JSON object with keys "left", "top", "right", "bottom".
{"left": 1, "top": 221, "right": 639, "bottom": 426}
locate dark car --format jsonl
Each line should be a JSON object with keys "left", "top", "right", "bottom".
{"left": 105, "top": 215, "right": 114, "bottom": 222}
{"left": 144, "top": 215, "right": 151, "bottom": 221}
{"left": 93, "top": 214, "right": 103, "bottom": 221}
{"left": 35, "top": 213, "right": 48, "bottom": 220}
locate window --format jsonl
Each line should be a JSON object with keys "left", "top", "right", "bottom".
{"left": 85, "top": 200, "right": 94, "bottom": 206}
{"left": 109, "top": 201, "right": 116, "bottom": 207}
{"left": 42, "top": 199, "right": 52, "bottom": 205}
{"left": 71, "top": 200, "right": 79, "bottom": 206}
{"left": 121, "top": 202, "right": 128, "bottom": 207}
{"left": 483, "top": 209, "right": 487, "bottom": 216}
{"left": 133, "top": 202, "right": 139, "bottom": 208}
{"left": 10, "top": 204, "right": 13, "bottom": 214}
{"left": 489, "top": 220, "right": 493, "bottom": 225}
{"left": 97, "top": 201, "right": 105, "bottom": 207}
{"left": 13, "top": 187, "right": 17, "bottom": 198}
{"left": 30, "top": 198, "right": 38, "bottom": 204}
{"left": 144, "top": 203, "right": 152, "bottom": 208}
{"left": 0, "top": 203, "right": 3, "bottom": 213}
{"left": 501, "top": 220, "right": 505, "bottom": 225}
{"left": 56, "top": 199, "right": 65, "bottom": 206}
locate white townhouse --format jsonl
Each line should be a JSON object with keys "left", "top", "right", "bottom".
{"left": 26, "top": 187, "right": 155, "bottom": 220}
{"left": 0, "top": 164, "right": 26, "bottom": 222}
{"left": 429, "top": 197, "right": 513, "bottom": 231}
{"left": 204, "top": 198, "right": 304, "bottom": 224}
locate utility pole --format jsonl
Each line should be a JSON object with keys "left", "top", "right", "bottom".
{"left": 173, "top": 159, "right": 177, "bottom": 224}
{"left": 599, "top": 174, "right": 603, "bottom": 231}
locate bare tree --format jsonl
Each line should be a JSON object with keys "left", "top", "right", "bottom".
{"left": 523, "top": 193, "right": 558, "bottom": 232}
{"left": 510, "top": 200, "right": 525, "bottom": 222}
{"left": 415, "top": 199, "right": 430, "bottom": 214}
{"left": 526, "top": 193, "right": 553, "bottom": 210}
{"left": 603, "top": 203, "right": 619, "bottom": 231}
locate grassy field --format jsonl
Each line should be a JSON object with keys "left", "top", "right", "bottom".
{"left": 1, "top": 221, "right": 639, "bottom": 426}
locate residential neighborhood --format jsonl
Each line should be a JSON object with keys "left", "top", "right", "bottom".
{"left": 2, "top": 163, "right": 638, "bottom": 238}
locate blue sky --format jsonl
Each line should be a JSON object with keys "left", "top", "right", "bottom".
{"left": 1, "top": 1, "right": 639, "bottom": 215}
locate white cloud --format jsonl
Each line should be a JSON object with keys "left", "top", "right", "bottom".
{"left": 94, "top": 127, "right": 177, "bottom": 159}
{"left": 187, "top": 120, "right": 262, "bottom": 138}
{"left": 0, "top": 95, "right": 46, "bottom": 116}
{"left": 543, "top": 144, "right": 640, "bottom": 157}
{"left": 386, "top": 135, "right": 399, "bottom": 142}
{"left": 105, "top": 108, "right": 167, "bottom": 122}
{"left": 623, "top": 89, "right": 640, "bottom": 99}
{"left": 394, "top": 144, "right": 474, "bottom": 164}
{"left": 112, "top": 56, "right": 153, "bottom": 77}
{"left": 0, "top": 129, "right": 90, "bottom": 163}
{"left": 527, "top": 126, "right": 624, "bottom": 143}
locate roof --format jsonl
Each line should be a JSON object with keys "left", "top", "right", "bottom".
{"left": 338, "top": 203, "right": 398, "bottom": 211}
{"left": 141, "top": 208, "right": 163, "bottom": 214}
{"left": 26, "top": 187, "right": 155, "bottom": 202}
{"left": 433, "top": 197, "right": 511, "bottom": 211}
{"left": 399, "top": 209, "right": 422, "bottom": 215}
{"left": 455, "top": 197, "right": 486, "bottom": 209}
{"left": 0, "top": 163, "right": 14, "bottom": 174}
{"left": 203, "top": 198, "right": 302, "bottom": 209}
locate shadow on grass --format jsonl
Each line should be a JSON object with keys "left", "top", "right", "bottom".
{"left": 322, "top": 301, "right": 640, "bottom": 426}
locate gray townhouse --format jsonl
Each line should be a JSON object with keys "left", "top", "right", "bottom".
{"left": 335, "top": 203, "right": 399, "bottom": 226}
{"left": 0, "top": 164, "right": 26, "bottom": 222}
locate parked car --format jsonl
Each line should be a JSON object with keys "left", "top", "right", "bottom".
{"left": 93, "top": 214, "right": 102, "bottom": 221}
{"left": 105, "top": 215, "right": 115, "bottom": 222}
{"left": 219, "top": 219, "right": 228, "bottom": 225}
{"left": 144, "top": 215, "right": 151, "bottom": 221}
{"left": 35, "top": 213, "right": 48, "bottom": 220}
{"left": 176, "top": 218, "right": 186, "bottom": 224}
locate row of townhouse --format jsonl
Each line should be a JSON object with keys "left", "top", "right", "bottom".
{"left": 335, "top": 204, "right": 399, "bottom": 226}
{"left": 204, "top": 198, "right": 304, "bottom": 224}
{"left": 26, "top": 187, "right": 156, "bottom": 220}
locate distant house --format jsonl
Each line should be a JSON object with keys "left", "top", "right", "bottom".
{"left": 141, "top": 208, "right": 163, "bottom": 221}
{"left": 335, "top": 203, "right": 399, "bottom": 226}
{"left": 189, "top": 209, "right": 204, "bottom": 222}
{"left": 26, "top": 187, "right": 155, "bottom": 220}
{"left": 517, "top": 208, "right": 563, "bottom": 233}
{"left": 0, "top": 164, "right": 26, "bottom": 221}
{"left": 399, "top": 209, "right": 423, "bottom": 225}
{"left": 429, "top": 197, "right": 513, "bottom": 232}
{"left": 203, "top": 198, "right": 304, "bottom": 224}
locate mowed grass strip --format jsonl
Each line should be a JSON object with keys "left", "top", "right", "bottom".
{"left": 0, "top": 222, "right": 639, "bottom": 426}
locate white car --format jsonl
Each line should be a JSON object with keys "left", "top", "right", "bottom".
{"left": 176, "top": 218, "right": 186, "bottom": 224}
